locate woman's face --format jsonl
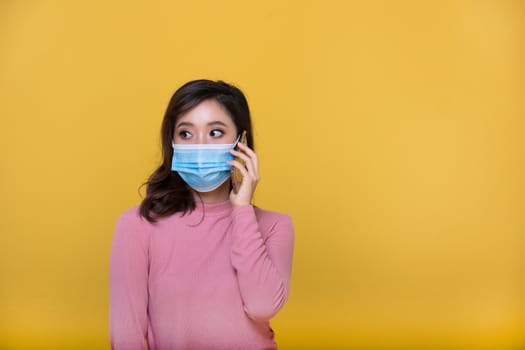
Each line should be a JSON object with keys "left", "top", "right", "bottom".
{"left": 173, "top": 99, "right": 238, "bottom": 145}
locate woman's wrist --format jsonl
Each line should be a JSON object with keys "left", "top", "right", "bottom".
{"left": 231, "top": 201, "right": 252, "bottom": 209}
{"left": 231, "top": 202, "right": 253, "bottom": 211}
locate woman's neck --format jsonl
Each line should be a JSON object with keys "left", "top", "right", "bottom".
{"left": 192, "top": 180, "right": 231, "bottom": 204}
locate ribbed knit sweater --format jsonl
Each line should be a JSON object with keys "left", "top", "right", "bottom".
{"left": 109, "top": 200, "right": 294, "bottom": 349}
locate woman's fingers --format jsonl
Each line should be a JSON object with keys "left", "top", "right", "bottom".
{"left": 230, "top": 148, "right": 259, "bottom": 181}
{"left": 228, "top": 159, "right": 250, "bottom": 179}
{"left": 228, "top": 142, "right": 260, "bottom": 207}
{"left": 229, "top": 150, "right": 256, "bottom": 180}
{"left": 235, "top": 142, "right": 259, "bottom": 174}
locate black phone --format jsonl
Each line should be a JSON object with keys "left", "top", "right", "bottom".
{"left": 231, "top": 130, "right": 247, "bottom": 193}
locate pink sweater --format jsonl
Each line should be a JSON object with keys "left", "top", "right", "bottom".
{"left": 109, "top": 200, "right": 294, "bottom": 349}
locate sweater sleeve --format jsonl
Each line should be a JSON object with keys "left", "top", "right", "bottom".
{"left": 109, "top": 210, "right": 150, "bottom": 350}
{"left": 230, "top": 205, "right": 295, "bottom": 321}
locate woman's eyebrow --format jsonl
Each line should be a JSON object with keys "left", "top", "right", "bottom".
{"left": 175, "top": 121, "right": 193, "bottom": 128}
{"left": 207, "top": 121, "right": 227, "bottom": 127}
{"left": 175, "top": 121, "right": 228, "bottom": 128}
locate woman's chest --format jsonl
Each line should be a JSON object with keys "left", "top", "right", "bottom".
{"left": 148, "top": 220, "right": 236, "bottom": 288}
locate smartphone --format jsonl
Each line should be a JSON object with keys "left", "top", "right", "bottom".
{"left": 231, "top": 130, "right": 247, "bottom": 193}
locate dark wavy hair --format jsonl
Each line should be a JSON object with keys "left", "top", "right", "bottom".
{"left": 139, "top": 79, "right": 254, "bottom": 222}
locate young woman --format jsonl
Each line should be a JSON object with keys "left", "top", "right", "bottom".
{"left": 109, "top": 80, "right": 295, "bottom": 350}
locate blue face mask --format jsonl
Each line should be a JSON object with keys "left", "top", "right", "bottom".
{"left": 171, "top": 139, "right": 238, "bottom": 192}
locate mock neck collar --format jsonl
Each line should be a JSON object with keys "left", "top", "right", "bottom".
{"left": 183, "top": 199, "right": 233, "bottom": 219}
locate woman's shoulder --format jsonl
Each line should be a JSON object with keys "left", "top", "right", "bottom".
{"left": 116, "top": 205, "right": 182, "bottom": 232}
{"left": 253, "top": 206, "right": 294, "bottom": 235}
{"left": 112, "top": 206, "right": 153, "bottom": 248}
{"left": 116, "top": 205, "right": 153, "bottom": 228}
{"left": 117, "top": 205, "right": 141, "bottom": 220}
{"left": 253, "top": 206, "right": 292, "bottom": 222}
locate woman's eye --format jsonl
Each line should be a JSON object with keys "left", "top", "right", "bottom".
{"left": 210, "top": 129, "right": 224, "bottom": 137}
{"left": 179, "top": 131, "right": 192, "bottom": 139}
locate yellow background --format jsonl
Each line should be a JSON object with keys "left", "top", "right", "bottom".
{"left": 1, "top": 1, "right": 524, "bottom": 349}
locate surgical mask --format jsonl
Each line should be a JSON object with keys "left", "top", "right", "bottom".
{"left": 171, "top": 138, "right": 238, "bottom": 192}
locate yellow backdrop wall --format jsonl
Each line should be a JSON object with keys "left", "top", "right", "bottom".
{"left": 1, "top": 1, "right": 524, "bottom": 349}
